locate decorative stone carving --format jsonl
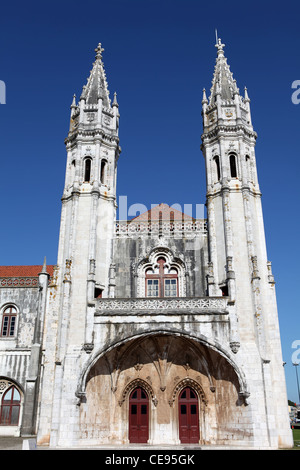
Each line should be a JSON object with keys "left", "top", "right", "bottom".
{"left": 118, "top": 378, "right": 157, "bottom": 407}
{"left": 168, "top": 378, "right": 208, "bottom": 407}
{"left": 96, "top": 296, "right": 228, "bottom": 314}
{"left": 230, "top": 341, "right": 240, "bottom": 354}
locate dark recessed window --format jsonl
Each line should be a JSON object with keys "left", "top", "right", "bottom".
{"left": 84, "top": 158, "right": 92, "bottom": 182}
{"left": 229, "top": 154, "right": 237, "bottom": 178}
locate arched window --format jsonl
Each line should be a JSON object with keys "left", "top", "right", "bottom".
{"left": 100, "top": 160, "right": 107, "bottom": 184}
{"left": 229, "top": 154, "right": 237, "bottom": 178}
{"left": 0, "top": 386, "right": 21, "bottom": 425}
{"left": 214, "top": 156, "right": 221, "bottom": 181}
{"left": 84, "top": 158, "right": 92, "bottom": 182}
{"left": 71, "top": 159, "right": 76, "bottom": 181}
{"left": 145, "top": 257, "right": 178, "bottom": 298}
{"left": 1, "top": 305, "right": 17, "bottom": 337}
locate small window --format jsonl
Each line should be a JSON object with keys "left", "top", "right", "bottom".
{"left": 94, "top": 288, "right": 103, "bottom": 298}
{"left": 1, "top": 306, "right": 17, "bottom": 337}
{"left": 229, "top": 154, "right": 237, "bottom": 178}
{"left": 214, "top": 156, "right": 221, "bottom": 181}
{"left": 84, "top": 158, "right": 92, "bottom": 182}
{"left": 71, "top": 160, "right": 76, "bottom": 181}
{"left": 221, "top": 285, "right": 228, "bottom": 297}
{"left": 100, "top": 160, "right": 107, "bottom": 184}
{"left": 164, "top": 279, "right": 177, "bottom": 297}
{"left": 147, "top": 279, "right": 159, "bottom": 297}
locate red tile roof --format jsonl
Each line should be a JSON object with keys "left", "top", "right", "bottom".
{"left": 0, "top": 265, "right": 54, "bottom": 278}
{"left": 130, "top": 203, "right": 195, "bottom": 222}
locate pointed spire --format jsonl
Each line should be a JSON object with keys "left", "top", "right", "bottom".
{"left": 95, "top": 43, "right": 104, "bottom": 60}
{"left": 112, "top": 91, "right": 119, "bottom": 108}
{"left": 202, "top": 88, "right": 208, "bottom": 105}
{"left": 42, "top": 256, "right": 47, "bottom": 273}
{"left": 209, "top": 38, "right": 238, "bottom": 104}
{"left": 82, "top": 43, "right": 111, "bottom": 107}
{"left": 71, "top": 94, "right": 76, "bottom": 108}
{"left": 244, "top": 86, "right": 250, "bottom": 102}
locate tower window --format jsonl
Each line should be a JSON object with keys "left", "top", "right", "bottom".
{"left": 214, "top": 156, "right": 221, "bottom": 181}
{"left": 100, "top": 160, "right": 107, "bottom": 184}
{"left": 84, "top": 158, "right": 92, "bottom": 182}
{"left": 229, "top": 154, "right": 237, "bottom": 178}
{"left": 71, "top": 160, "right": 76, "bottom": 183}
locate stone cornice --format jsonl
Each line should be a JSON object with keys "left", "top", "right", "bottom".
{"left": 206, "top": 184, "right": 262, "bottom": 199}
{"left": 65, "top": 127, "right": 120, "bottom": 146}
{"left": 201, "top": 124, "right": 257, "bottom": 142}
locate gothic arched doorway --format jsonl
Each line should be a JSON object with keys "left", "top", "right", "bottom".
{"left": 129, "top": 387, "right": 149, "bottom": 443}
{"left": 0, "top": 385, "right": 21, "bottom": 426}
{"left": 178, "top": 387, "right": 200, "bottom": 443}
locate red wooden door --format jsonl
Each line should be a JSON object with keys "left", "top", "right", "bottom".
{"left": 178, "top": 387, "right": 200, "bottom": 443}
{"left": 129, "top": 387, "right": 149, "bottom": 443}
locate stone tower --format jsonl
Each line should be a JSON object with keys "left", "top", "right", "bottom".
{"left": 37, "top": 44, "right": 121, "bottom": 446}
{"left": 201, "top": 38, "right": 292, "bottom": 447}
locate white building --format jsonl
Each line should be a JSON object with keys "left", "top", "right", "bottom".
{"left": 0, "top": 40, "right": 293, "bottom": 449}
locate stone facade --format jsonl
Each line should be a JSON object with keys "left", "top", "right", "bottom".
{"left": 0, "top": 40, "right": 293, "bottom": 448}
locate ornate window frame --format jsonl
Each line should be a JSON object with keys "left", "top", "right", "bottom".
{"left": 136, "top": 247, "right": 186, "bottom": 298}
{"left": 118, "top": 378, "right": 157, "bottom": 407}
{"left": 168, "top": 378, "right": 207, "bottom": 407}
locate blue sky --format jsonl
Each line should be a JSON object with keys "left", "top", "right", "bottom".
{"left": 0, "top": 0, "right": 299, "bottom": 404}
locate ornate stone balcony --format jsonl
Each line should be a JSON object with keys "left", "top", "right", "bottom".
{"left": 115, "top": 220, "right": 207, "bottom": 237}
{"left": 95, "top": 296, "right": 228, "bottom": 316}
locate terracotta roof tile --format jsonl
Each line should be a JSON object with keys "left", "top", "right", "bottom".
{"left": 0, "top": 265, "right": 54, "bottom": 278}
{"left": 130, "top": 203, "right": 195, "bottom": 222}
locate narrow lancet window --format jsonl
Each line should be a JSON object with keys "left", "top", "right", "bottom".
{"left": 229, "top": 154, "right": 237, "bottom": 178}
{"left": 84, "top": 158, "right": 92, "bottom": 182}
{"left": 214, "top": 156, "right": 221, "bottom": 181}
{"left": 100, "top": 160, "right": 107, "bottom": 184}
{"left": 71, "top": 160, "right": 76, "bottom": 182}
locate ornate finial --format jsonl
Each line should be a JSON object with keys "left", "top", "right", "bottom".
{"left": 112, "top": 91, "right": 119, "bottom": 107}
{"left": 42, "top": 256, "right": 47, "bottom": 273}
{"left": 202, "top": 88, "right": 208, "bottom": 104}
{"left": 244, "top": 86, "right": 250, "bottom": 102}
{"left": 215, "top": 37, "right": 225, "bottom": 56}
{"left": 95, "top": 43, "right": 104, "bottom": 60}
{"left": 71, "top": 94, "right": 76, "bottom": 108}
{"left": 215, "top": 29, "right": 218, "bottom": 45}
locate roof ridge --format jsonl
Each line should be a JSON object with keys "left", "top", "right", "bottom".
{"left": 129, "top": 203, "right": 195, "bottom": 222}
